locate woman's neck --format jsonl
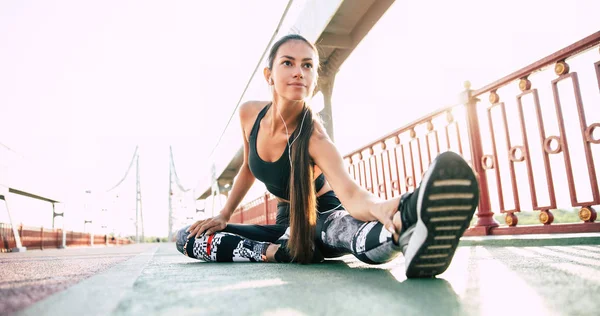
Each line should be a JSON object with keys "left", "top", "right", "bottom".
{"left": 269, "top": 98, "right": 304, "bottom": 136}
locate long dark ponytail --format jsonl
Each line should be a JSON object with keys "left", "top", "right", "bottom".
{"left": 288, "top": 105, "right": 316, "bottom": 263}
{"left": 267, "top": 34, "right": 319, "bottom": 263}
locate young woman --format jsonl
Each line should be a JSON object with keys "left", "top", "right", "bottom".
{"left": 175, "top": 34, "right": 479, "bottom": 278}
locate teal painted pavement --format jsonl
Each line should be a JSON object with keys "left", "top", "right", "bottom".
{"left": 18, "top": 239, "right": 600, "bottom": 316}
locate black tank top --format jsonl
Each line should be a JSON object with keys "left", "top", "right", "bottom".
{"left": 248, "top": 103, "right": 325, "bottom": 200}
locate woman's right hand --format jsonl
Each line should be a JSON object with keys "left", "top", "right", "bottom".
{"left": 186, "top": 214, "right": 229, "bottom": 239}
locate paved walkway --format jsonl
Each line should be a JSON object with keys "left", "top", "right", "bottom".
{"left": 2, "top": 237, "right": 600, "bottom": 315}
{"left": 0, "top": 244, "right": 156, "bottom": 315}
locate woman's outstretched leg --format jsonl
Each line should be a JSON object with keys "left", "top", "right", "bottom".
{"left": 175, "top": 224, "right": 324, "bottom": 263}
{"left": 316, "top": 208, "right": 404, "bottom": 264}
{"left": 318, "top": 151, "right": 479, "bottom": 277}
{"left": 175, "top": 226, "right": 271, "bottom": 262}
{"left": 314, "top": 191, "right": 405, "bottom": 264}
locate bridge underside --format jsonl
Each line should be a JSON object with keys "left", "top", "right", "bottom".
{"left": 2, "top": 188, "right": 60, "bottom": 204}
{"left": 197, "top": 0, "right": 395, "bottom": 200}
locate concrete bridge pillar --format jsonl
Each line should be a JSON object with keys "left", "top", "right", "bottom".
{"left": 0, "top": 191, "right": 27, "bottom": 252}
{"left": 317, "top": 75, "right": 337, "bottom": 142}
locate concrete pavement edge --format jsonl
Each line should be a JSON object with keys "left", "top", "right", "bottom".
{"left": 16, "top": 245, "right": 159, "bottom": 316}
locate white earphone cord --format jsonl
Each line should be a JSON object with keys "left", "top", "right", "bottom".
{"left": 278, "top": 107, "right": 343, "bottom": 212}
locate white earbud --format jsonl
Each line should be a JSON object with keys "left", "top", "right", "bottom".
{"left": 278, "top": 107, "right": 308, "bottom": 166}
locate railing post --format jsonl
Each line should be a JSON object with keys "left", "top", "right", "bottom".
{"left": 264, "top": 193, "right": 269, "bottom": 225}
{"left": 40, "top": 226, "right": 44, "bottom": 250}
{"left": 59, "top": 228, "right": 66, "bottom": 249}
{"left": 462, "top": 81, "right": 499, "bottom": 231}
{"left": 19, "top": 223, "right": 23, "bottom": 247}
{"left": 0, "top": 193, "right": 27, "bottom": 252}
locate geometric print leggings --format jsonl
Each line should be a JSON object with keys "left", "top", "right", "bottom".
{"left": 175, "top": 190, "right": 403, "bottom": 264}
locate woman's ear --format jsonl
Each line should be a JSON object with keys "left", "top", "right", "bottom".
{"left": 263, "top": 67, "right": 272, "bottom": 85}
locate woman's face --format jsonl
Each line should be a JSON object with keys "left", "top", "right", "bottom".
{"left": 269, "top": 40, "right": 318, "bottom": 102}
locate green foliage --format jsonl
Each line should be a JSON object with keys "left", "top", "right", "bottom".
{"left": 469, "top": 208, "right": 581, "bottom": 226}
{"left": 143, "top": 236, "right": 169, "bottom": 243}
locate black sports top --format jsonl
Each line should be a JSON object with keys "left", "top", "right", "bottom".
{"left": 248, "top": 103, "right": 325, "bottom": 200}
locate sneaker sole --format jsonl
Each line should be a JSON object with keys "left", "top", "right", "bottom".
{"left": 404, "top": 151, "right": 479, "bottom": 278}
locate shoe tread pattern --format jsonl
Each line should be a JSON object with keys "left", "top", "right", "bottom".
{"left": 406, "top": 152, "right": 480, "bottom": 278}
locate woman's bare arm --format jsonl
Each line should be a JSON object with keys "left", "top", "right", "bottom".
{"left": 187, "top": 102, "right": 262, "bottom": 238}
{"left": 218, "top": 101, "right": 260, "bottom": 219}
{"left": 309, "top": 120, "right": 400, "bottom": 232}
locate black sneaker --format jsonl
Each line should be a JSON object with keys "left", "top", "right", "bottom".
{"left": 396, "top": 191, "right": 417, "bottom": 254}
{"left": 401, "top": 151, "right": 479, "bottom": 278}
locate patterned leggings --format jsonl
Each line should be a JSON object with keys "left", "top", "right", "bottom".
{"left": 175, "top": 191, "right": 402, "bottom": 264}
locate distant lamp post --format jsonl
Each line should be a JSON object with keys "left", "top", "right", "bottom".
{"left": 100, "top": 208, "right": 108, "bottom": 238}
{"left": 83, "top": 190, "right": 92, "bottom": 229}
{"left": 84, "top": 190, "right": 93, "bottom": 245}
{"left": 84, "top": 220, "right": 93, "bottom": 231}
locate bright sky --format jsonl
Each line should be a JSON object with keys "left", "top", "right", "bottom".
{"left": 1, "top": 0, "right": 598, "bottom": 237}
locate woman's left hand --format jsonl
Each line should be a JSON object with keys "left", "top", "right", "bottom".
{"left": 370, "top": 197, "right": 402, "bottom": 237}
{"left": 186, "top": 214, "right": 228, "bottom": 239}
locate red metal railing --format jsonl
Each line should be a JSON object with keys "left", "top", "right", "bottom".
{"left": 230, "top": 192, "right": 279, "bottom": 225}
{"left": 0, "top": 222, "right": 134, "bottom": 252}
{"left": 231, "top": 31, "right": 600, "bottom": 236}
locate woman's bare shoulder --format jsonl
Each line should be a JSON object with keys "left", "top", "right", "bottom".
{"left": 239, "top": 100, "right": 270, "bottom": 124}
{"left": 310, "top": 118, "right": 330, "bottom": 142}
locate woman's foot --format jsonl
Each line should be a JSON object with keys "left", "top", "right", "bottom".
{"left": 400, "top": 151, "right": 480, "bottom": 278}
{"left": 175, "top": 225, "right": 192, "bottom": 255}
{"left": 265, "top": 243, "right": 281, "bottom": 262}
